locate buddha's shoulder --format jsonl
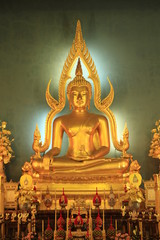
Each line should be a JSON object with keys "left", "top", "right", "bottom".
{"left": 89, "top": 112, "right": 108, "bottom": 121}
{"left": 54, "top": 114, "right": 71, "bottom": 122}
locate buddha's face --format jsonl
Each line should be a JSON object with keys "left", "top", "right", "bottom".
{"left": 70, "top": 86, "right": 89, "bottom": 111}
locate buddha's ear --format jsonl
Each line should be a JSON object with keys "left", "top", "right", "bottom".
{"left": 87, "top": 98, "right": 90, "bottom": 110}
{"left": 69, "top": 102, "right": 73, "bottom": 110}
{"left": 67, "top": 93, "right": 72, "bottom": 110}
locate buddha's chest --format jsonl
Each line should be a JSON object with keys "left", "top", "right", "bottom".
{"left": 63, "top": 117, "right": 99, "bottom": 137}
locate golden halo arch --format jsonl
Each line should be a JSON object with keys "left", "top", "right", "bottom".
{"left": 33, "top": 20, "right": 125, "bottom": 153}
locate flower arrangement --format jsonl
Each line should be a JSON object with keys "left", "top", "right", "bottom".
{"left": 149, "top": 120, "right": 160, "bottom": 162}
{"left": 0, "top": 121, "right": 14, "bottom": 165}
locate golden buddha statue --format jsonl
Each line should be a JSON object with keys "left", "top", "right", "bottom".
{"left": 30, "top": 20, "right": 137, "bottom": 181}
{"left": 31, "top": 59, "right": 129, "bottom": 176}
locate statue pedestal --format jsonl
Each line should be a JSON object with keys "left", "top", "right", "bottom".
{"left": 35, "top": 177, "right": 127, "bottom": 210}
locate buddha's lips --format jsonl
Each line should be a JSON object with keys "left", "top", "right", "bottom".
{"left": 76, "top": 100, "right": 84, "bottom": 104}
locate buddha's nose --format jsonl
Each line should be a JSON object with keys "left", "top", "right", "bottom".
{"left": 77, "top": 93, "right": 82, "bottom": 100}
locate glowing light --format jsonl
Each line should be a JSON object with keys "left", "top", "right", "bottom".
{"left": 70, "top": 59, "right": 89, "bottom": 79}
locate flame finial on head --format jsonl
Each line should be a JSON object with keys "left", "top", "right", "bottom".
{"left": 67, "top": 58, "right": 92, "bottom": 101}
{"left": 75, "top": 58, "right": 83, "bottom": 76}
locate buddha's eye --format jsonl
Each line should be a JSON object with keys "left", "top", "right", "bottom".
{"left": 72, "top": 91, "right": 78, "bottom": 96}
{"left": 82, "top": 91, "right": 87, "bottom": 95}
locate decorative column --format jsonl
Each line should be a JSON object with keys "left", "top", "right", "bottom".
{"left": 42, "top": 219, "right": 44, "bottom": 240}
{"left": 102, "top": 190, "right": 105, "bottom": 240}
{"left": 17, "top": 213, "right": 22, "bottom": 239}
{"left": 0, "top": 214, "right": 4, "bottom": 240}
{"left": 66, "top": 208, "right": 69, "bottom": 240}
{"left": 0, "top": 176, "right": 4, "bottom": 215}
{"left": 54, "top": 190, "right": 57, "bottom": 239}
{"left": 154, "top": 174, "right": 160, "bottom": 211}
{"left": 154, "top": 174, "right": 160, "bottom": 233}
{"left": 139, "top": 217, "right": 143, "bottom": 240}
{"left": 89, "top": 205, "right": 92, "bottom": 239}
{"left": 27, "top": 220, "right": 31, "bottom": 235}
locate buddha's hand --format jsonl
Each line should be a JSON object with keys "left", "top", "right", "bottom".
{"left": 84, "top": 155, "right": 96, "bottom": 160}
{"left": 43, "top": 151, "right": 55, "bottom": 170}
{"left": 86, "top": 147, "right": 110, "bottom": 160}
{"left": 45, "top": 147, "right": 60, "bottom": 159}
{"left": 43, "top": 147, "right": 61, "bottom": 168}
